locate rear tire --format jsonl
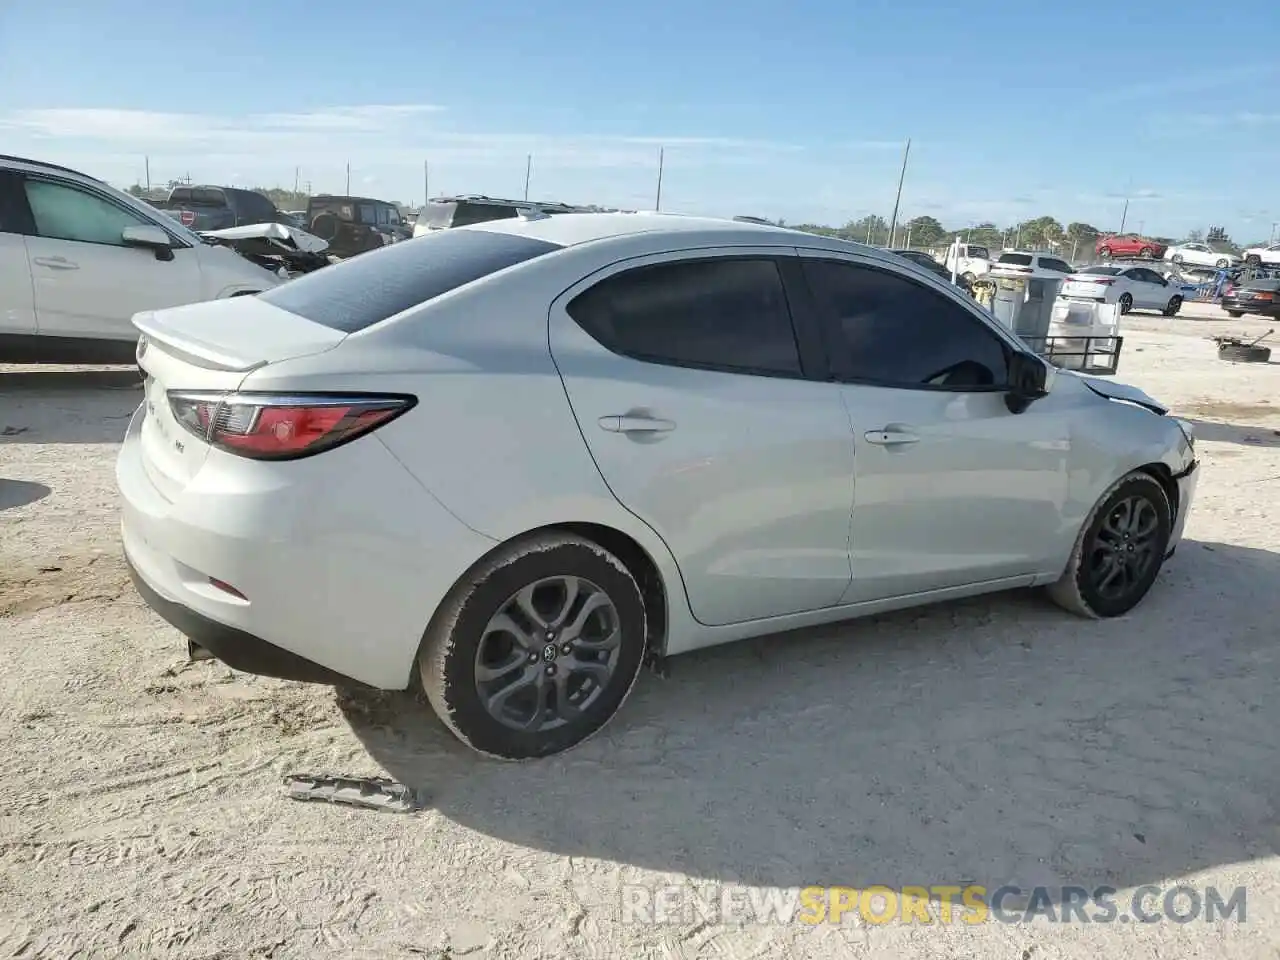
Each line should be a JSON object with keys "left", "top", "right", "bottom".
{"left": 1140, "top": 246, "right": 1153, "bottom": 258}
{"left": 1118, "top": 292, "right": 1133, "bottom": 315}
{"left": 1246, "top": 255, "right": 1261, "bottom": 266}
{"left": 1171, "top": 254, "right": 1184, "bottom": 265}
{"left": 1046, "top": 472, "right": 1172, "bottom": 619}
{"left": 419, "top": 532, "right": 647, "bottom": 760}
{"left": 1226, "top": 310, "right": 1244, "bottom": 318}
{"left": 1215, "top": 258, "right": 1230, "bottom": 269}
{"left": 1162, "top": 296, "right": 1182, "bottom": 317}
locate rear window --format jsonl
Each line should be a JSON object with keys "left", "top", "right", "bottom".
{"left": 1080, "top": 266, "right": 1122, "bottom": 276}
{"left": 997, "top": 253, "right": 1033, "bottom": 266}
{"left": 453, "top": 201, "right": 520, "bottom": 227}
{"left": 170, "top": 186, "right": 226, "bottom": 206}
{"left": 258, "top": 228, "right": 562, "bottom": 332}
{"left": 966, "top": 246, "right": 990, "bottom": 259}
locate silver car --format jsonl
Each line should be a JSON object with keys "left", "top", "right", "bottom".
{"left": 118, "top": 214, "right": 1199, "bottom": 760}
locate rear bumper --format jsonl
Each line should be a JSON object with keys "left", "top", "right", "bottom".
{"left": 1220, "top": 296, "right": 1280, "bottom": 316}
{"left": 125, "top": 552, "right": 364, "bottom": 686}
{"left": 116, "top": 402, "right": 497, "bottom": 690}
{"left": 1167, "top": 459, "right": 1199, "bottom": 557}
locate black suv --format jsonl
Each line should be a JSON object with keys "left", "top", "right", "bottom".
{"left": 413, "top": 195, "right": 581, "bottom": 235}
{"left": 304, "top": 195, "right": 410, "bottom": 258}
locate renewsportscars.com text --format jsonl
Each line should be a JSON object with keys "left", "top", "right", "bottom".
{"left": 621, "top": 883, "right": 1247, "bottom": 926}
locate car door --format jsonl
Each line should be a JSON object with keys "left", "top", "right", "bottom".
{"left": 19, "top": 174, "right": 206, "bottom": 341}
{"left": 797, "top": 252, "right": 1069, "bottom": 603}
{"left": 1135, "top": 267, "right": 1170, "bottom": 307}
{"left": 0, "top": 171, "right": 37, "bottom": 338}
{"left": 549, "top": 249, "right": 856, "bottom": 627}
{"left": 1117, "top": 268, "right": 1149, "bottom": 306}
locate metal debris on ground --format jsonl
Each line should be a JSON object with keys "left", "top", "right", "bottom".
{"left": 284, "top": 774, "right": 425, "bottom": 813}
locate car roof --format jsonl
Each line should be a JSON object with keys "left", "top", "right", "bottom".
{"left": 311, "top": 194, "right": 394, "bottom": 206}
{"left": 0, "top": 154, "right": 102, "bottom": 182}
{"left": 463, "top": 211, "right": 820, "bottom": 249}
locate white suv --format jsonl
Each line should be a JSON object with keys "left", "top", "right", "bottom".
{"left": 0, "top": 155, "right": 281, "bottom": 363}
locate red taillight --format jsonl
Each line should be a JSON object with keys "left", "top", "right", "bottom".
{"left": 167, "top": 392, "right": 415, "bottom": 460}
{"left": 179, "top": 210, "right": 196, "bottom": 227}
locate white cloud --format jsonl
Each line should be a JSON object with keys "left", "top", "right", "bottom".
{"left": 0, "top": 105, "right": 900, "bottom": 212}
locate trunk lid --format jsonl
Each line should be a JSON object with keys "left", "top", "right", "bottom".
{"left": 133, "top": 297, "right": 347, "bottom": 501}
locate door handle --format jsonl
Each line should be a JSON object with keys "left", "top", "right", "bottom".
{"left": 33, "top": 256, "right": 78, "bottom": 270}
{"left": 864, "top": 429, "right": 920, "bottom": 446}
{"left": 599, "top": 414, "right": 676, "bottom": 434}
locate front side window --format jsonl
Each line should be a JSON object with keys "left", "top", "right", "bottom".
{"left": 567, "top": 258, "right": 802, "bottom": 376}
{"left": 358, "top": 204, "right": 378, "bottom": 225}
{"left": 802, "top": 259, "right": 1009, "bottom": 390}
{"left": 24, "top": 179, "right": 149, "bottom": 246}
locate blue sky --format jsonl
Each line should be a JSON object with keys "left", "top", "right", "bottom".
{"left": 2, "top": 0, "right": 1277, "bottom": 239}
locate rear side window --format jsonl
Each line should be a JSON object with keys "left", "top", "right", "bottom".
{"left": 1081, "top": 266, "right": 1122, "bottom": 275}
{"left": 258, "top": 229, "right": 562, "bottom": 332}
{"left": 997, "top": 253, "right": 1033, "bottom": 266}
{"left": 567, "top": 258, "right": 802, "bottom": 376}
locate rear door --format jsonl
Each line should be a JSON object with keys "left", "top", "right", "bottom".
{"left": 19, "top": 174, "right": 207, "bottom": 341}
{"left": 798, "top": 252, "right": 1068, "bottom": 601}
{"left": 549, "top": 249, "right": 856, "bottom": 627}
{"left": 0, "top": 171, "right": 36, "bottom": 337}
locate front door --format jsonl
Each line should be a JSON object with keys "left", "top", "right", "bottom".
{"left": 20, "top": 175, "right": 205, "bottom": 341}
{"left": 797, "top": 253, "right": 1069, "bottom": 602}
{"left": 549, "top": 249, "right": 855, "bottom": 627}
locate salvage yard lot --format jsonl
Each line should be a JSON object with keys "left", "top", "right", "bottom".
{"left": 2, "top": 311, "right": 1280, "bottom": 959}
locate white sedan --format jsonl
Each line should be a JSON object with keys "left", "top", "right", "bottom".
{"left": 1243, "top": 243, "right": 1280, "bottom": 267}
{"left": 1163, "top": 242, "right": 1240, "bottom": 270}
{"left": 117, "top": 214, "right": 1200, "bottom": 759}
{"left": 1061, "top": 265, "right": 1185, "bottom": 316}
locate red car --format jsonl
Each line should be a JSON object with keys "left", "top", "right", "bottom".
{"left": 1095, "top": 234, "right": 1167, "bottom": 260}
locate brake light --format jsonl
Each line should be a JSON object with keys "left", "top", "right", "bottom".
{"left": 1253, "top": 291, "right": 1274, "bottom": 300}
{"left": 167, "top": 392, "right": 415, "bottom": 460}
{"left": 1072, "top": 276, "right": 1115, "bottom": 285}
{"left": 179, "top": 210, "right": 196, "bottom": 227}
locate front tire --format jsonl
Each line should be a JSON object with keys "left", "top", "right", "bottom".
{"left": 1046, "top": 472, "right": 1172, "bottom": 619}
{"left": 1215, "top": 258, "right": 1229, "bottom": 269}
{"left": 419, "top": 532, "right": 647, "bottom": 760}
{"left": 1162, "top": 295, "right": 1182, "bottom": 317}
{"left": 1099, "top": 247, "right": 1112, "bottom": 260}
{"left": 1226, "top": 309, "right": 1245, "bottom": 317}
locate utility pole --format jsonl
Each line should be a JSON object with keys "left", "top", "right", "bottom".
{"left": 654, "top": 147, "right": 665, "bottom": 211}
{"left": 294, "top": 167, "right": 300, "bottom": 193}
{"left": 1118, "top": 196, "right": 1130, "bottom": 234}
{"left": 524, "top": 154, "right": 532, "bottom": 201}
{"left": 886, "top": 138, "right": 911, "bottom": 248}
{"left": 345, "top": 163, "right": 350, "bottom": 194}
{"left": 144, "top": 155, "right": 150, "bottom": 192}
{"left": 423, "top": 159, "right": 429, "bottom": 203}
{"left": 1271, "top": 221, "right": 1278, "bottom": 244}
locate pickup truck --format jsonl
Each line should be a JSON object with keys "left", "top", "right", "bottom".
{"left": 147, "top": 185, "right": 287, "bottom": 231}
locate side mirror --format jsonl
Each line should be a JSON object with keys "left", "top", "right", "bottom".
{"left": 1005, "top": 350, "right": 1051, "bottom": 414}
{"left": 122, "top": 224, "right": 175, "bottom": 261}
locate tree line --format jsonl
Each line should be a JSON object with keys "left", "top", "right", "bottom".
{"left": 782, "top": 214, "right": 1176, "bottom": 252}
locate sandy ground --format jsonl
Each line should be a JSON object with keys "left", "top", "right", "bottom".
{"left": 1, "top": 303, "right": 1279, "bottom": 959}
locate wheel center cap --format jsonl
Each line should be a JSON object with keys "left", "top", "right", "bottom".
{"left": 541, "top": 643, "right": 558, "bottom": 663}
